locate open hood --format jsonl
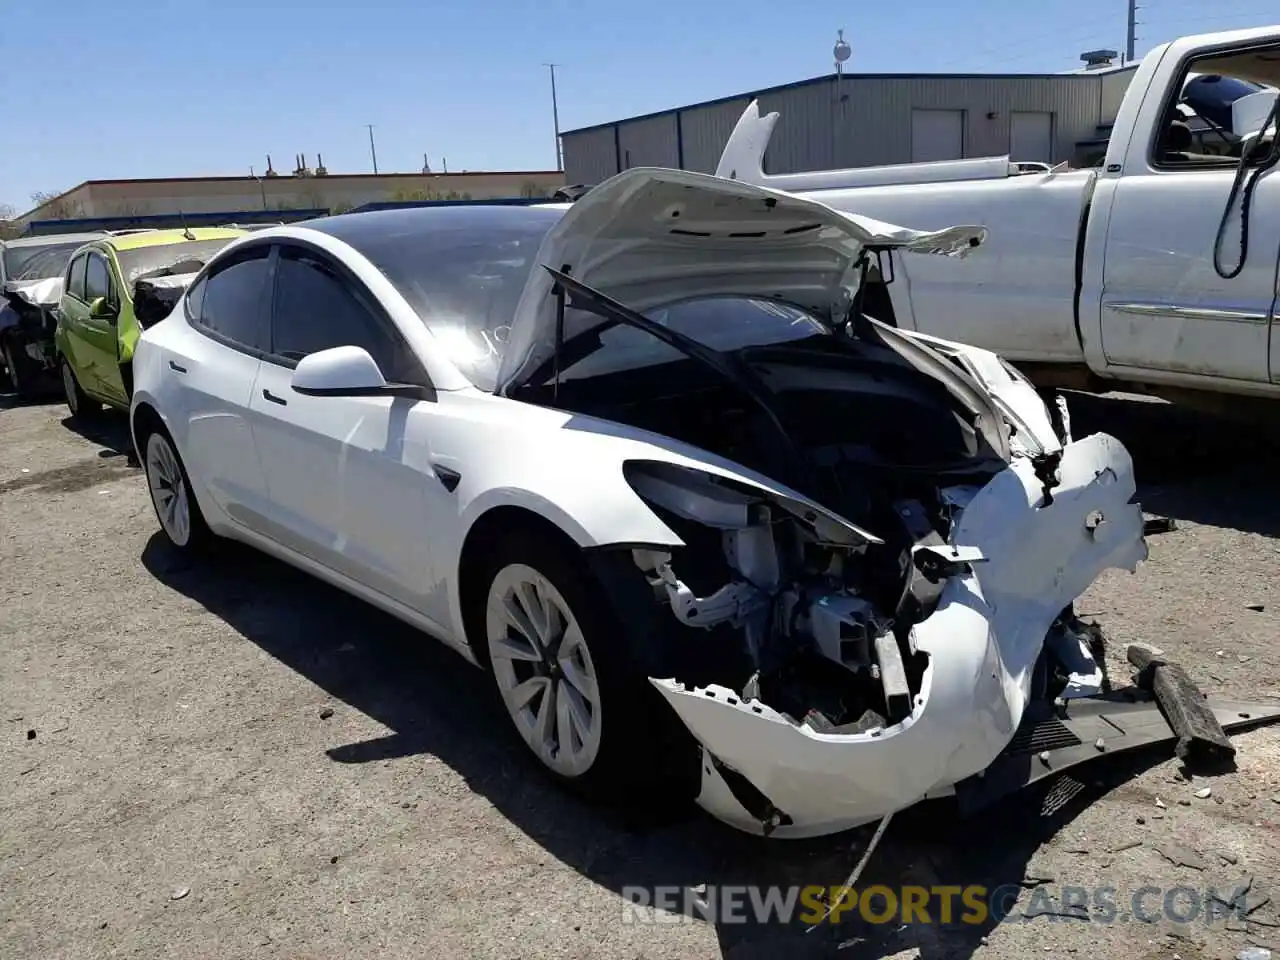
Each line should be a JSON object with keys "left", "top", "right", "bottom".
{"left": 497, "top": 167, "right": 987, "bottom": 392}
{"left": 3, "top": 276, "right": 63, "bottom": 309}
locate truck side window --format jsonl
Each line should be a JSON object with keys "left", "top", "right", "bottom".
{"left": 1153, "top": 47, "right": 1280, "bottom": 169}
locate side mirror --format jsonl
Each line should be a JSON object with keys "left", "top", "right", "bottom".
{"left": 290, "top": 345, "right": 429, "bottom": 400}
{"left": 89, "top": 296, "right": 118, "bottom": 320}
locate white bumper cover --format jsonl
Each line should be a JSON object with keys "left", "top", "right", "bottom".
{"left": 651, "top": 432, "right": 1147, "bottom": 838}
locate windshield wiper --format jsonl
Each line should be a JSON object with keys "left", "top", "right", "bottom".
{"left": 542, "top": 266, "right": 815, "bottom": 492}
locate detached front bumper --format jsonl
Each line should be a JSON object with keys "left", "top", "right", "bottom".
{"left": 650, "top": 432, "right": 1149, "bottom": 839}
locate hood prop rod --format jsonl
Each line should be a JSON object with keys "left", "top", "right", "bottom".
{"left": 550, "top": 263, "right": 572, "bottom": 401}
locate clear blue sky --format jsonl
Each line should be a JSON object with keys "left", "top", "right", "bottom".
{"left": 2, "top": 0, "right": 1276, "bottom": 213}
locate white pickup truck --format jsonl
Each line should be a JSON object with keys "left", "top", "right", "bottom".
{"left": 717, "top": 26, "right": 1280, "bottom": 411}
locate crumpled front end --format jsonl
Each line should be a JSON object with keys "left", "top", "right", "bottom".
{"left": 646, "top": 432, "right": 1146, "bottom": 838}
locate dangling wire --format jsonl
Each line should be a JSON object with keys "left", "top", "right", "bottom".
{"left": 1212, "top": 96, "right": 1280, "bottom": 280}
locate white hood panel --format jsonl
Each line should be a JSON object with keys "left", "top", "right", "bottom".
{"left": 499, "top": 167, "right": 986, "bottom": 391}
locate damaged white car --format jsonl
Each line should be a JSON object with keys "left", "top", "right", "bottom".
{"left": 130, "top": 168, "right": 1267, "bottom": 840}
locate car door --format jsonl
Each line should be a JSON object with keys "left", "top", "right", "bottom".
{"left": 170, "top": 244, "right": 276, "bottom": 532}
{"left": 82, "top": 251, "right": 129, "bottom": 405}
{"left": 249, "top": 242, "right": 444, "bottom": 614}
{"left": 1097, "top": 50, "right": 1280, "bottom": 384}
{"left": 58, "top": 253, "right": 95, "bottom": 388}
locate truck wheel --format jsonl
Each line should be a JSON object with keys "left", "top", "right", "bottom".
{"left": 61, "top": 357, "right": 101, "bottom": 421}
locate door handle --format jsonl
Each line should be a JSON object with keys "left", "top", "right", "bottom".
{"left": 169, "top": 360, "right": 187, "bottom": 373}
{"left": 262, "top": 388, "right": 288, "bottom": 406}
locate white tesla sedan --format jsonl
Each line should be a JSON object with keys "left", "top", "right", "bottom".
{"left": 129, "top": 168, "right": 1147, "bottom": 839}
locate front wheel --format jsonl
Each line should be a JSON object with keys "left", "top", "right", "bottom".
{"left": 480, "top": 532, "right": 697, "bottom": 805}
{"left": 142, "top": 428, "right": 214, "bottom": 554}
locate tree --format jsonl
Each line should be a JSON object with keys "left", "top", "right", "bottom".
{"left": 0, "top": 203, "right": 20, "bottom": 240}
{"left": 29, "top": 190, "right": 84, "bottom": 220}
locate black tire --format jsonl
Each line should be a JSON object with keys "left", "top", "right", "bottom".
{"left": 60, "top": 357, "right": 102, "bottom": 421}
{"left": 476, "top": 529, "right": 698, "bottom": 808}
{"left": 136, "top": 423, "right": 215, "bottom": 556}
{"left": 2, "top": 336, "right": 34, "bottom": 396}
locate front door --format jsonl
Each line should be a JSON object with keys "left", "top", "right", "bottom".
{"left": 58, "top": 254, "right": 96, "bottom": 391}
{"left": 248, "top": 242, "right": 446, "bottom": 617}
{"left": 1098, "top": 50, "right": 1280, "bottom": 384}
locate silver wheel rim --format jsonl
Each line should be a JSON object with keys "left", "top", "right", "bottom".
{"left": 486, "top": 563, "right": 602, "bottom": 778}
{"left": 61, "top": 362, "right": 78, "bottom": 413}
{"left": 145, "top": 433, "right": 191, "bottom": 547}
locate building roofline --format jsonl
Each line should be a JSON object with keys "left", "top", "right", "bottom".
{"left": 562, "top": 68, "right": 1130, "bottom": 135}
{"left": 82, "top": 170, "right": 561, "bottom": 188}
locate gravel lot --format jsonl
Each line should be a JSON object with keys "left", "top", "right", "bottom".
{"left": 2, "top": 390, "right": 1278, "bottom": 960}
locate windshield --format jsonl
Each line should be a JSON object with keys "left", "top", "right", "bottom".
{"left": 115, "top": 238, "right": 239, "bottom": 287}
{"left": 309, "top": 205, "right": 565, "bottom": 392}
{"left": 543, "top": 296, "right": 829, "bottom": 385}
{"left": 4, "top": 242, "right": 85, "bottom": 282}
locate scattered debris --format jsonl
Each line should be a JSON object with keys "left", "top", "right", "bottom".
{"left": 329, "top": 856, "right": 338, "bottom": 864}
{"left": 1222, "top": 852, "right": 1241, "bottom": 865}
{"left": 1218, "top": 651, "right": 1227, "bottom": 658}
{"left": 318, "top": 707, "right": 334, "bottom": 720}
{"left": 1236, "top": 947, "right": 1271, "bottom": 960}
{"left": 25, "top": 729, "right": 35, "bottom": 740}
{"left": 1112, "top": 840, "right": 1143, "bottom": 853}
{"left": 1154, "top": 843, "right": 1207, "bottom": 871}
{"left": 1196, "top": 787, "right": 1212, "bottom": 799}
{"left": 1179, "top": 799, "right": 1192, "bottom": 806}
{"left": 1156, "top": 798, "right": 1167, "bottom": 809}
{"left": 1246, "top": 604, "right": 1266, "bottom": 613}
{"left": 1241, "top": 655, "right": 1253, "bottom": 663}
{"left": 1021, "top": 872, "right": 1056, "bottom": 888}
{"left": 1136, "top": 816, "right": 1146, "bottom": 825}
{"left": 169, "top": 887, "right": 190, "bottom": 901}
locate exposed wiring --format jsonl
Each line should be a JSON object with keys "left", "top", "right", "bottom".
{"left": 1212, "top": 95, "right": 1280, "bottom": 279}
{"left": 805, "top": 808, "right": 897, "bottom": 931}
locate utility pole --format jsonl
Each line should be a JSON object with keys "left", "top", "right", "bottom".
{"left": 544, "top": 63, "right": 563, "bottom": 171}
{"left": 1125, "top": 0, "right": 1138, "bottom": 63}
{"left": 365, "top": 124, "right": 379, "bottom": 174}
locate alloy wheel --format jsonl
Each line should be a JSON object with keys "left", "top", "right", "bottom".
{"left": 145, "top": 432, "right": 191, "bottom": 547}
{"left": 486, "top": 563, "right": 603, "bottom": 778}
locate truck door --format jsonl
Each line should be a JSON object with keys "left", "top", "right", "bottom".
{"left": 1098, "top": 49, "right": 1280, "bottom": 385}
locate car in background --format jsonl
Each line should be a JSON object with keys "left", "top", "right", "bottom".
{"left": 1, "top": 232, "right": 108, "bottom": 396}
{"left": 55, "top": 227, "right": 245, "bottom": 418}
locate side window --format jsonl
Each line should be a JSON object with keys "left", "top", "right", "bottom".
{"left": 67, "top": 255, "right": 88, "bottom": 301}
{"left": 85, "top": 254, "right": 112, "bottom": 303}
{"left": 185, "top": 275, "right": 206, "bottom": 322}
{"left": 1153, "top": 50, "right": 1280, "bottom": 168}
{"left": 270, "top": 245, "right": 418, "bottom": 383}
{"left": 194, "top": 247, "right": 272, "bottom": 351}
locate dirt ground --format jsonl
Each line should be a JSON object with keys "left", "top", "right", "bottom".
{"left": 1, "top": 390, "right": 1278, "bottom": 960}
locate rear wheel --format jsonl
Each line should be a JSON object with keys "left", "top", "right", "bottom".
{"left": 141, "top": 428, "right": 214, "bottom": 554}
{"left": 61, "top": 357, "right": 101, "bottom": 421}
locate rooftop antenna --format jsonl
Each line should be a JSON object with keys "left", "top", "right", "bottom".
{"left": 832, "top": 29, "right": 852, "bottom": 165}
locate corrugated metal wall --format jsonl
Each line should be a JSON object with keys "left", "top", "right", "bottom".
{"left": 562, "top": 125, "right": 618, "bottom": 184}
{"left": 617, "top": 113, "right": 680, "bottom": 169}
{"left": 563, "top": 69, "right": 1141, "bottom": 183}
{"left": 1101, "top": 67, "right": 1139, "bottom": 123}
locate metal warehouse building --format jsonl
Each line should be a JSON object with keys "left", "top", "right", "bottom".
{"left": 562, "top": 55, "right": 1138, "bottom": 182}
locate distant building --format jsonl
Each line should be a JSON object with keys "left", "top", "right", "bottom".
{"left": 562, "top": 53, "right": 1140, "bottom": 182}
{"left": 18, "top": 161, "right": 565, "bottom": 224}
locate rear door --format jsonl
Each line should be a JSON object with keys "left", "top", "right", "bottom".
{"left": 248, "top": 242, "right": 442, "bottom": 611}
{"left": 58, "top": 253, "right": 95, "bottom": 388}
{"left": 82, "top": 252, "right": 128, "bottom": 405}
{"left": 168, "top": 244, "right": 275, "bottom": 531}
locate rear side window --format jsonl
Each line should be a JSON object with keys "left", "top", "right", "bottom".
{"left": 270, "top": 245, "right": 419, "bottom": 383}
{"left": 67, "top": 255, "right": 88, "bottom": 301}
{"left": 191, "top": 247, "right": 272, "bottom": 352}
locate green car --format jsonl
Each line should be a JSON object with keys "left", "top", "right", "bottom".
{"left": 55, "top": 227, "right": 246, "bottom": 417}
